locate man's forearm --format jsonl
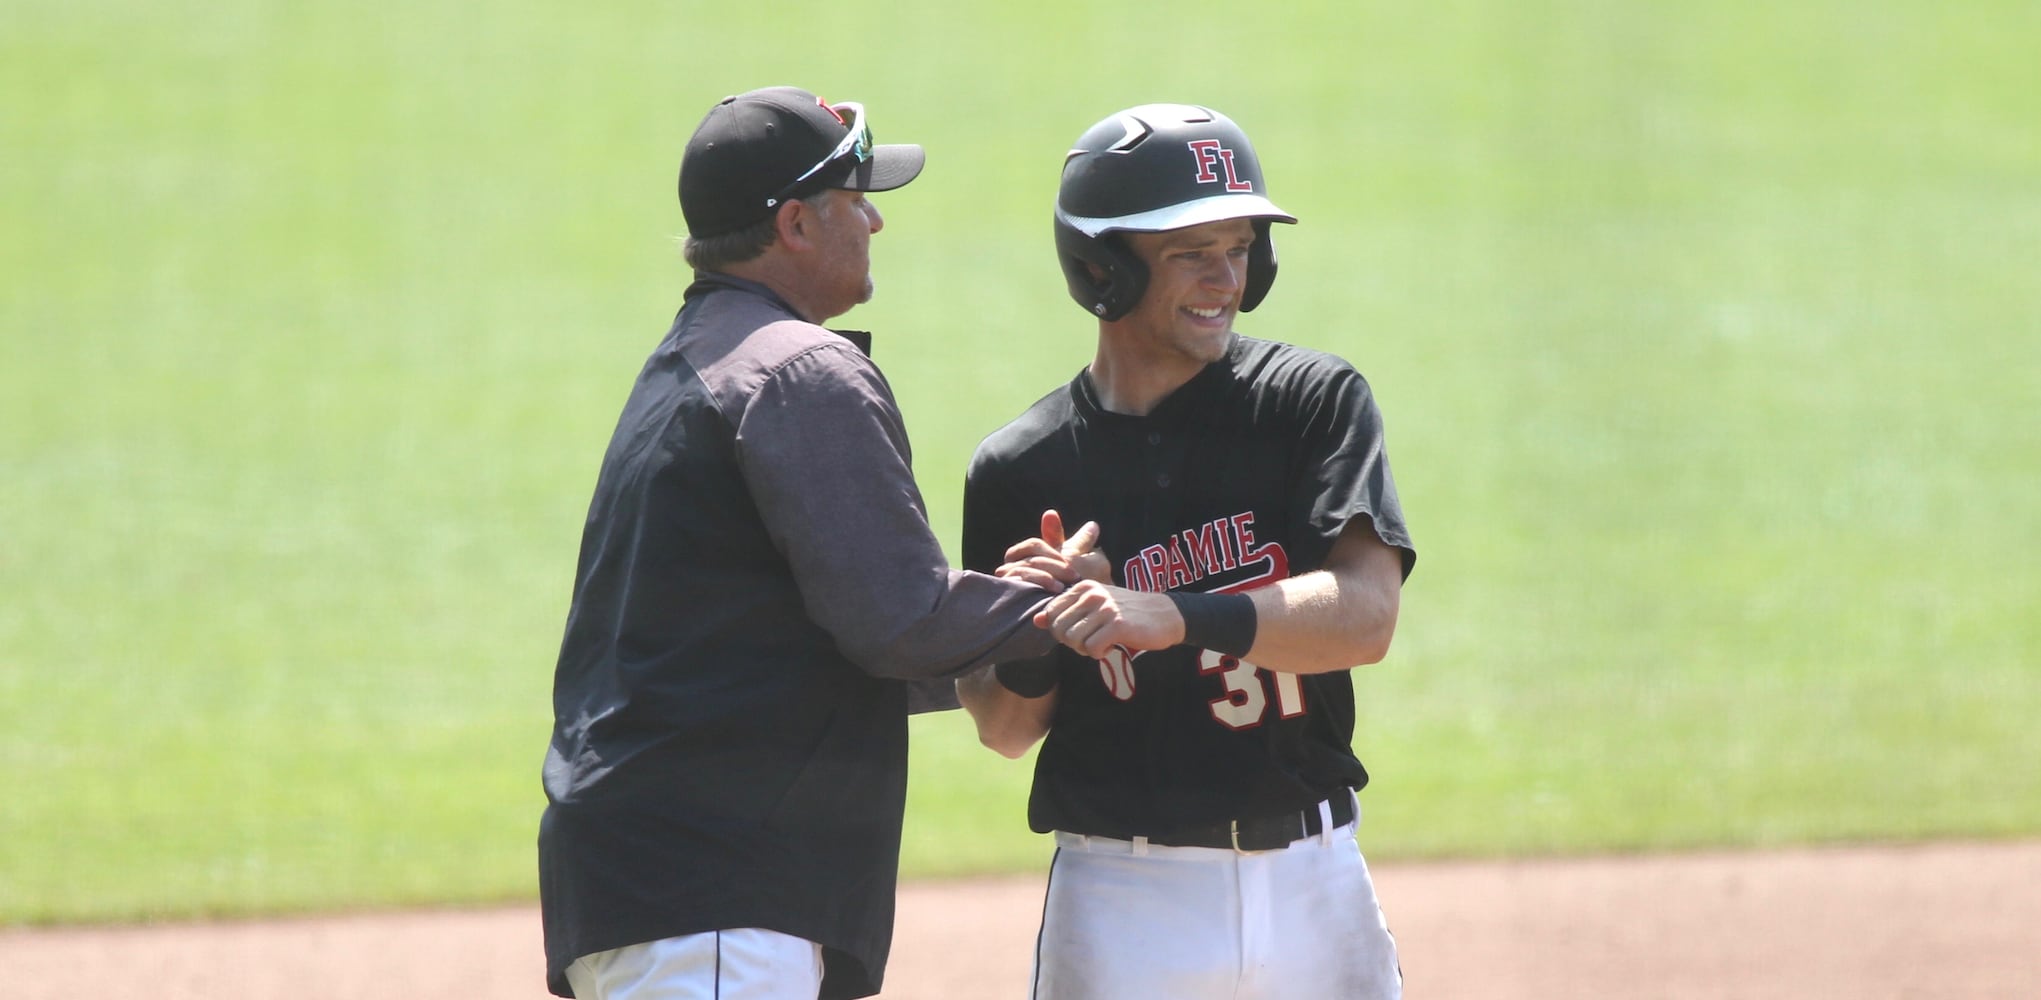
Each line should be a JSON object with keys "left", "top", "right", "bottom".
{"left": 1241, "top": 565, "right": 1399, "bottom": 674}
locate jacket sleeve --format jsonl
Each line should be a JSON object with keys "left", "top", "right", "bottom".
{"left": 962, "top": 443, "right": 1066, "bottom": 697}
{"left": 734, "top": 340, "right": 1058, "bottom": 680}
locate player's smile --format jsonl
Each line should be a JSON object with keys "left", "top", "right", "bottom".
{"left": 1177, "top": 301, "right": 1236, "bottom": 341}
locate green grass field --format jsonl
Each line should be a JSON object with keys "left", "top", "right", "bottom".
{"left": 4, "top": 0, "right": 2036, "bottom": 923}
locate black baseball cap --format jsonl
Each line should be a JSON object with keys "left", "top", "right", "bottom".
{"left": 679, "top": 86, "right": 926, "bottom": 238}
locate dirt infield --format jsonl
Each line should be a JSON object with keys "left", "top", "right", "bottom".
{"left": 3, "top": 840, "right": 2034, "bottom": 998}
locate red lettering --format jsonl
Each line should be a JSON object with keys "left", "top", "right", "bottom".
{"left": 1163, "top": 536, "right": 1195, "bottom": 589}
{"left": 1189, "top": 140, "right": 1252, "bottom": 191}
{"left": 1121, "top": 555, "right": 1154, "bottom": 592}
{"left": 1122, "top": 511, "right": 1289, "bottom": 595}
{"left": 1230, "top": 512, "right": 1258, "bottom": 555}
{"left": 1140, "top": 545, "right": 1170, "bottom": 593}
{"left": 1216, "top": 148, "right": 1253, "bottom": 192}
{"left": 1180, "top": 523, "right": 1223, "bottom": 578}
{"left": 1188, "top": 139, "right": 1223, "bottom": 184}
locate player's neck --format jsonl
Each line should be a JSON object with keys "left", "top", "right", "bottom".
{"left": 1087, "top": 344, "right": 1206, "bottom": 417}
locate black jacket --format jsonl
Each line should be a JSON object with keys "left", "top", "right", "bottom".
{"left": 539, "top": 274, "right": 1054, "bottom": 998}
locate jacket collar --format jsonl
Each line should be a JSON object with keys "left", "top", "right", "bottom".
{"left": 684, "top": 271, "right": 873, "bottom": 357}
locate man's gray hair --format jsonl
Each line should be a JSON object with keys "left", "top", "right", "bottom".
{"left": 683, "top": 191, "right": 834, "bottom": 272}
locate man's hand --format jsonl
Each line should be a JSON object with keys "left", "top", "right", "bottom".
{"left": 1034, "top": 580, "right": 1186, "bottom": 658}
{"left": 995, "top": 510, "right": 1109, "bottom": 593}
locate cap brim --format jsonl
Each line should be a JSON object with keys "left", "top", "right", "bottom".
{"left": 838, "top": 144, "right": 925, "bottom": 192}
{"left": 1061, "top": 193, "right": 1297, "bottom": 237}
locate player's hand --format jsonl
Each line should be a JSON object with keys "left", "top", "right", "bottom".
{"left": 995, "top": 510, "right": 1109, "bottom": 593}
{"left": 1034, "top": 580, "right": 1186, "bottom": 658}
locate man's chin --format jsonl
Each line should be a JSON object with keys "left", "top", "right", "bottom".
{"left": 1193, "top": 328, "right": 1236, "bottom": 362}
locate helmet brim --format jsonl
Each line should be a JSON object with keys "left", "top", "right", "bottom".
{"left": 1059, "top": 193, "right": 1296, "bottom": 237}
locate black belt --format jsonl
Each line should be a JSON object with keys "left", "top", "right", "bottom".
{"left": 1148, "top": 794, "right": 1356, "bottom": 852}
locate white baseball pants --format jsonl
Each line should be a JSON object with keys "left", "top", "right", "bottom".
{"left": 1031, "top": 798, "right": 1401, "bottom": 999}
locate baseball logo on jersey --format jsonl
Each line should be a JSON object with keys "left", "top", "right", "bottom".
{"left": 1187, "top": 139, "right": 1254, "bottom": 193}
{"left": 1097, "top": 645, "right": 1139, "bottom": 701}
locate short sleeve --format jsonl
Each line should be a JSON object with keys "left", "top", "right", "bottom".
{"left": 1292, "top": 366, "right": 1415, "bottom": 579}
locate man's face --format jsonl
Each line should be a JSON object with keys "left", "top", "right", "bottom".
{"left": 806, "top": 188, "right": 884, "bottom": 321}
{"left": 1115, "top": 217, "right": 1256, "bottom": 367}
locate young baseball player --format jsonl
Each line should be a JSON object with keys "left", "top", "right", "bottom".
{"left": 957, "top": 104, "right": 1416, "bottom": 999}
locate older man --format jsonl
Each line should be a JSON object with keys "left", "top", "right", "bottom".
{"left": 538, "top": 87, "right": 1107, "bottom": 1000}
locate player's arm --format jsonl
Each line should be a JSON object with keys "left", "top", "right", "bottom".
{"left": 956, "top": 664, "right": 1056, "bottom": 758}
{"left": 1234, "top": 517, "right": 1402, "bottom": 673}
{"left": 1036, "top": 517, "right": 1402, "bottom": 675}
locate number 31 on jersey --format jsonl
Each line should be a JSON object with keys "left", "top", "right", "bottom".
{"left": 1093, "top": 647, "right": 1306, "bottom": 730}
{"left": 1198, "top": 649, "right": 1305, "bottom": 729}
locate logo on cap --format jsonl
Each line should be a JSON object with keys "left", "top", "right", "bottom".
{"left": 1187, "top": 139, "right": 1253, "bottom": 193}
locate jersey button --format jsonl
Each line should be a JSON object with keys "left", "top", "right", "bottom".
{"left": 1147, "top": 431, "right": 1162, "bottom": 446}
{"left": 1155, "top": 473, "right": 1171, "bottom": 488}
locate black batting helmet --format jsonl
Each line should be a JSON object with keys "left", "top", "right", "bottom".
{"left": 1054, "top": 104, "right": 1296, "bottom": 320}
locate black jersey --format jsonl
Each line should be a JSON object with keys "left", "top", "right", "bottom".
{"left": 963, "top": 335, "right": 1416, "bottom": 838}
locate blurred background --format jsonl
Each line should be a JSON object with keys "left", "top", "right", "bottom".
{"left": 3, "top": 0, "right": 2036, "bottom": 925}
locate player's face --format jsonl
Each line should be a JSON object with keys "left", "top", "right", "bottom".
{"left": 1117, "top": 218, "right": 1255, "bottom": 368}
{"left": 806, "top": 189, "right": 884, "bottom": 320}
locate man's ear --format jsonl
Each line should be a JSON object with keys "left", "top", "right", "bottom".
{"left": 774, "top": 198, "right": 812, "bottom": 252}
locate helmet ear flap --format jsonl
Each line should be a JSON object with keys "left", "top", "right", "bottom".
{"left": 1055, "top": 220, "right": 1149, "bottom": 321}
{"left": 1240, "top": 219, "right": 1279, "bottom": 313}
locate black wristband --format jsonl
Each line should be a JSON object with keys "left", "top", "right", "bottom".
{"left": 1166, "top": 590, "right": 1258, "bottom": 658}
{"left": 995, "top": 659, "right": 1060, "bottom": 698}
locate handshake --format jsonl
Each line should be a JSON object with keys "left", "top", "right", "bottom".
{"left": 995, "top": 510, "right": 1202, "bottom": 660}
